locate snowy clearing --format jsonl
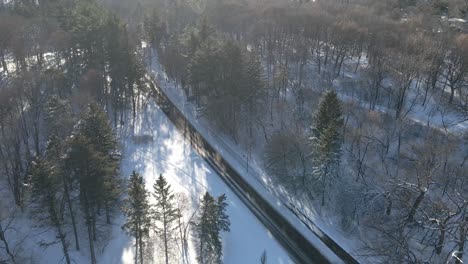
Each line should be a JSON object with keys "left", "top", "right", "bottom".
{"left": 0, "top": 98, "right": 292, "bottom": 264}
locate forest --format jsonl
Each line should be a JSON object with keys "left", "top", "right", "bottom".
{"left": 1, "top": 0, "right": 468, "bottom": 263}
{"left": 0, "top": 0, "right": 231, "bottom": 263}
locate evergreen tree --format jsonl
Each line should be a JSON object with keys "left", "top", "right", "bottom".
{"left": 44, "top": 96, "right": 75, "bottom": 139}
{"left": 309, "top": 90, "right": 343, "bottom": 207}
{"left": 195, "top": 192, "right": 216, "bottom": 264}
{"left": 30, "top": 154, "right": 71, "bottom": 264}
{"left": 79, "top": 103, "right": 121, "bottom": 224}
{"left": 122, "top": 171, "right": 151, "bottom": 264}
{"left": 215, "top": 194, "right": 230, "bottom": 238}
{"left": 65, "top": 104, "right": 120, "bottom": 264}
{"left": 144, "top": 8, "right": 164, "bottom": 48}
{"left": 67, "top": 135, "right": 110, "bottom": 264}
{"left": 214, "top": 194, "right": 230, "bottom": 262}
{"left": 188, "top": 39, "right": 264, "bottom": 140}
{"left": 311, "top": 90, "right": 343, "bottom": 140}
{"left": 187, "top": 30, "right": 200, "bottom": 56}
{"left": 152, "top": 174, "right": 180, "bottom": 264}
{"left": 48, "top": 135, "right": 81, "bottom": 251}
{"left": 105, "top": 14, "right": 128, "bottom": 127}
{"left": 80, "top": 103, "right": 117, "bottom": 156}
{"left": 194, "top": 192, "right": 230, "bottom": 264}
{"left": 68, "top": 1, "right": 107, "bottom": 74}
{"left": 198, "top": 16, "right": 215, "bottom": 43}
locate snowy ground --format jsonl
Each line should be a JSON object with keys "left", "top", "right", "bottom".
{"left": 149, "top": 50, "right": 351, "bottom": 263}
{"left": 336, "top": 70, "right": 468, "bottom": 136}
{"left": 111, "top": 100, "right": 293, "bottom": 264}
{"left": 0, "top": 97, "right": 293, "bottom": 264}
{"left": 148, "top": 43, "right": 468, "bottom": 262}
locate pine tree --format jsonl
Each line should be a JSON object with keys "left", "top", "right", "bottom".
{"left": 311, "top": 90, "right": 343, "bottom": 140}
{"left": 122, "top": 171, "right": 151, "bottom": 264}
{"left": 48, "top": 136, "right": 80, "bottom": 251}
{"left": 44, "top": 96, "right": 74, "bottom": 139}
{"left": 214, "top": 194, "right": 230, "bottom": 263}
{"left": 309, "top": 90, "right": 343, "bottom": 207}
{"left": 66, "top": 104, "right": 121, "bottom": 264}
{"left": 67, "top": 135, "right": 110, "bottom": 264}
{"left": 144, "top": 8, "right": 164, "bottom": 48}
{"left": 80, "top": 103, "right": 117, "bottom": 156}
{"left": 198, "top": 16, "right": 215, "bottom": 43}
{"left": 195, "top": 192, "right": 216, "bottom": 264}
{"left": 30, "top": 154, "right": 71, "bottom": 264}
{"left": 79, "top": 103, "right": 120, "bottom": 224}
{"left": 194, "top": 192, "right": 230, "bottom": 264}
{"left": 152, "top": 174, "right": 180, "bottom": 264}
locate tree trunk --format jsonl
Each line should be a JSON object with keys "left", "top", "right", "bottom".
{"left": 406, "top": 189, "right": 426, "bottom": 224}
{"left": 63, "top": 177, "right": 80, "bottom": 250}
{"left": 177, "top": 215, "right": 185, "bottom": 263}
{"left": 337, "top": 53, "right": 346, "bottom": 77}
{"left": 324, "top": 44, "right": 329, "bottom": 68}
{"left": 449, "top": 85, "right": 455, "bottom": 104}
{"left": 134, "top": 231, "right": 139, "bottom": 264}
{"left": 455, "top": 224, "right": 465, "bottom": 264}
{"left": 321, "top": 184, "right": 325, "bottom": 207}
{"left": 37, "top": 52, "right": 43, "bottom": 68}
{"left": 354, "top": 52, "right": 361, "bottom": 73}
{"left": 164, "top": 229, "right": 169, "bottom": 264}
{"left": 435, "top": 222, "right": 446, "bottom": 255}
{"left": 163, "top": 211, "right": 169, "bottom": 264}
{"left": 48, "top": 194, "right": 71, "bottom": 264}
{"left": 139, "top": 230, "right": 144, "bottom": 264}
{"left": 92, "top": 216, "right": 97, "bottom": 241}
{"left": 386, "top": 197, "right": 392, "bottom": 216}
{"left": 54, "top": 216, "right": 71, "bottom": 264}
{"left": 84, "top": 194, "right": 96, "bottom": 264}
{"left": 0, "top": 50, "right": 8, "bottom": 74}
{"left": 33, "top": 120, "right": 41, "bottom": 155}
{"left": 105, "top": 199, "right": 111, "bottom": 224}
{"left": 0, "top": 221, "right": 16, "bottom": 264}
{"left": 58, "top": 224, "right": 71, "bottom": 264}
{"left": 199, "top": 236, "right": 204, "bottom": 264}
{"left": 422, "top": 81, "right": 430, "bottom": 107}
{"left": 88, "top": 217, "right": 96, "bottom": 264}
{"left": 316, "top": 47, "right": 321, "bottom": 75}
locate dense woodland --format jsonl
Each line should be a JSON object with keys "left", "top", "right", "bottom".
{"left": 0, "top": 0, "right": 468, "bottom": 263}
{"left": 142, "top": 0, "right": 468, "bottom": 263}
{"left": 0, "top": 0, "right": 230, "bottom": 263}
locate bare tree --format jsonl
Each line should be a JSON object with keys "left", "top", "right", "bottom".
{"left": 442, "top": 34, "right": 468, "bottom": 104}
{"left": 0, "top": 211, "right": 17, "bottom": 264}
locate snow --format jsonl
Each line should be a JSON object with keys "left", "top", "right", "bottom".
{"left": 149, "top": 50, "right": 348, "bottom": 263}
{"left": 0, "top": 95, "right": 293, "bottom": 264}
{"left": 116, "top": 99, "right": 293, "bottom": 264}
{"left": 334, "top": 73, "right": 468, "bottom": 136}
{"left": 148, "top": 40, "right": 468, "bottom": 262}
{"left": 336, "top": 91, "right": 468, "bottom": 135}
{"left": 447, "top": 18, "right": 467, "bottom": 23}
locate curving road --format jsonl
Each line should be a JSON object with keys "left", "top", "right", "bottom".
{"left": 147, "top": 74, "right": 360, "bottom": 264}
